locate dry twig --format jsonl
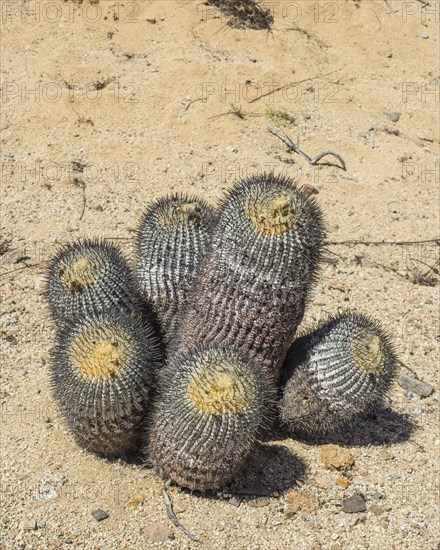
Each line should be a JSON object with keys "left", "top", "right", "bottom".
{"left": 327, "top": 238, "right": 439, "bottom": 246}
{"left": 268, "top": 123, "right": 346, "bottom": 170}
{"left": 249, "top": 68, "right": 343, "bottom": 103}
{"left": 209, "top": 103, "right": 261, "bottom": 121}
{"left": 162, "top": 489, "right": 200, "bottom": 543}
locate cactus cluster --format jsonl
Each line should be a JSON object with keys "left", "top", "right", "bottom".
{"left": 45, "top": 173, "right": 398, "bottom": 490}
{"left": 46, "top": 239, "right": 159, "bottom": 457}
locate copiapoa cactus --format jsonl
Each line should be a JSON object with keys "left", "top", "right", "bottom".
{"left": 279, "top": 311, "right": 398, "bottom": 437}
{"left": 148, "top": 346, "right": 271, "bottom": 491}
{"left": 135, "top": 194, "right": 215, "bottom": 351}
{"left": 46, "top": 239, "right": 141, "bottom": 322}
{"left": 179, "top": 173, "right": 325, "bottom": 382}
{"left": 51, "top": 311, "right": 159, "bottom": 456}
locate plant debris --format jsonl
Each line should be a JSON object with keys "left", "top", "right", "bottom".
{"left": 206, "top": 0, "right": 273, "bottom": 30}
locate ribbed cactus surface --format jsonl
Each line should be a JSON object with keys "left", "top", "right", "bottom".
{"left": 136, "top": 194, "right": 215, "bottom": 351}
{"left": 51, "top": 311, "right": 158, "bottom": 456}
{"left": 148, "top": 346, "right": 270, "bottom": 491}
{"left": 46, "top": 239, "right": 140, "bottom": 322}
{"left": 280, "top": 312, "right": 397, "bottom": 436}
{"left": 179, "top": 173, "right": 325, "bottom": 382}
{"left": 148, "top": 174, "right": 324, "bottom": 490}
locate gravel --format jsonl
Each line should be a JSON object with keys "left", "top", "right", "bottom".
{"left": 91, "top": 510, "right": 109, "bottom": 522}
{"left": 385, "top": 112, "right": 401, "bottom": 123}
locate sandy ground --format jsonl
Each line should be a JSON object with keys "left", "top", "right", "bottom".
{"left": 1, "top": 0, "right": 439, "bottom": 548}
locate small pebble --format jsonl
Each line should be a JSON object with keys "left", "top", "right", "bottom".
{"left": 398, "top": 374, "right": 434, "bottom": 397}
{"left": 127, "top": 494, "right": 144, "bottom": 508}
{"left": 379, "top": 450, "right": 393, "bottom": 461}
{"left": 91, "top": 509, "right": 109, "bottom": 522}
{"left": 385, "top": 112, "right": 400, "bottom": 123}
{"left": 302, "top": 183, "right": 320, "bottom": 196}
{"left": 314, "top": 475, "right": 331, "bottom": 490}
{"left": 320, "top": 444, "right": 355, "bottom": 471}
{"left": 420, "top": 30, "right": 429, "bottom": 39}
{"left": 19, "top": 519, "right": 37, "bottom": 531}
{"left": 342, "top": 494, "right": 367, "bottom": 513}
{"left": 359, "top": 257, "right": 377, "bottom": 268}
{"left": 248, "top": 497, "right": 270, "bottom": 508}
{"left": 369, "top": 505, "right": 386, "bottom": 515}
{"left": 147, "top": 17, "right": 157, "bottom": 24}
{"left": 34, "top": 275, "right": 46, "bottom": 291}
{"left": 335, "top": 477, "right": 350, "bottom": 489}
{"left": 284, "top": 490, "right": 319, "bottom": 518}
{"left": 172, "top": 501, "right": 187, "bottom": 514}
{"left": 142, "top": 523, "right": 175, "bottom": 542}
{"left": 229, "top": 496, "right": 241, "bottom": 507}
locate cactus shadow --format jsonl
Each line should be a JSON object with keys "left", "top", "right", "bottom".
{"left": 86, "top": 446, "right": 147, "bottom": 467}
{"left": 118, "top": 451, "right": 148, "bottom": 467}
{"left": 281, "top": 407, "right": 416, "bottom": 448}
{"left": 231, "top": 442, "right": 308, "bottom": 495}
{"left": 174, "top": 444, "right": 307, "bottom": 501}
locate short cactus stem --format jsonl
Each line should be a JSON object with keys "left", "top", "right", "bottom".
{"left": 51, "top": 311, "right": 159, "bottom": 457}
{"left": 148, "top": 346, "right": 271, "bottom": 491}
{"left": 279, "top": 311, "right": 398, "bottom": 437}
{"left": 46, "top": 239, "right": 141, "bottom": 322}
{"left": 135, "top": 194, "right": 215, "bottom": 351}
